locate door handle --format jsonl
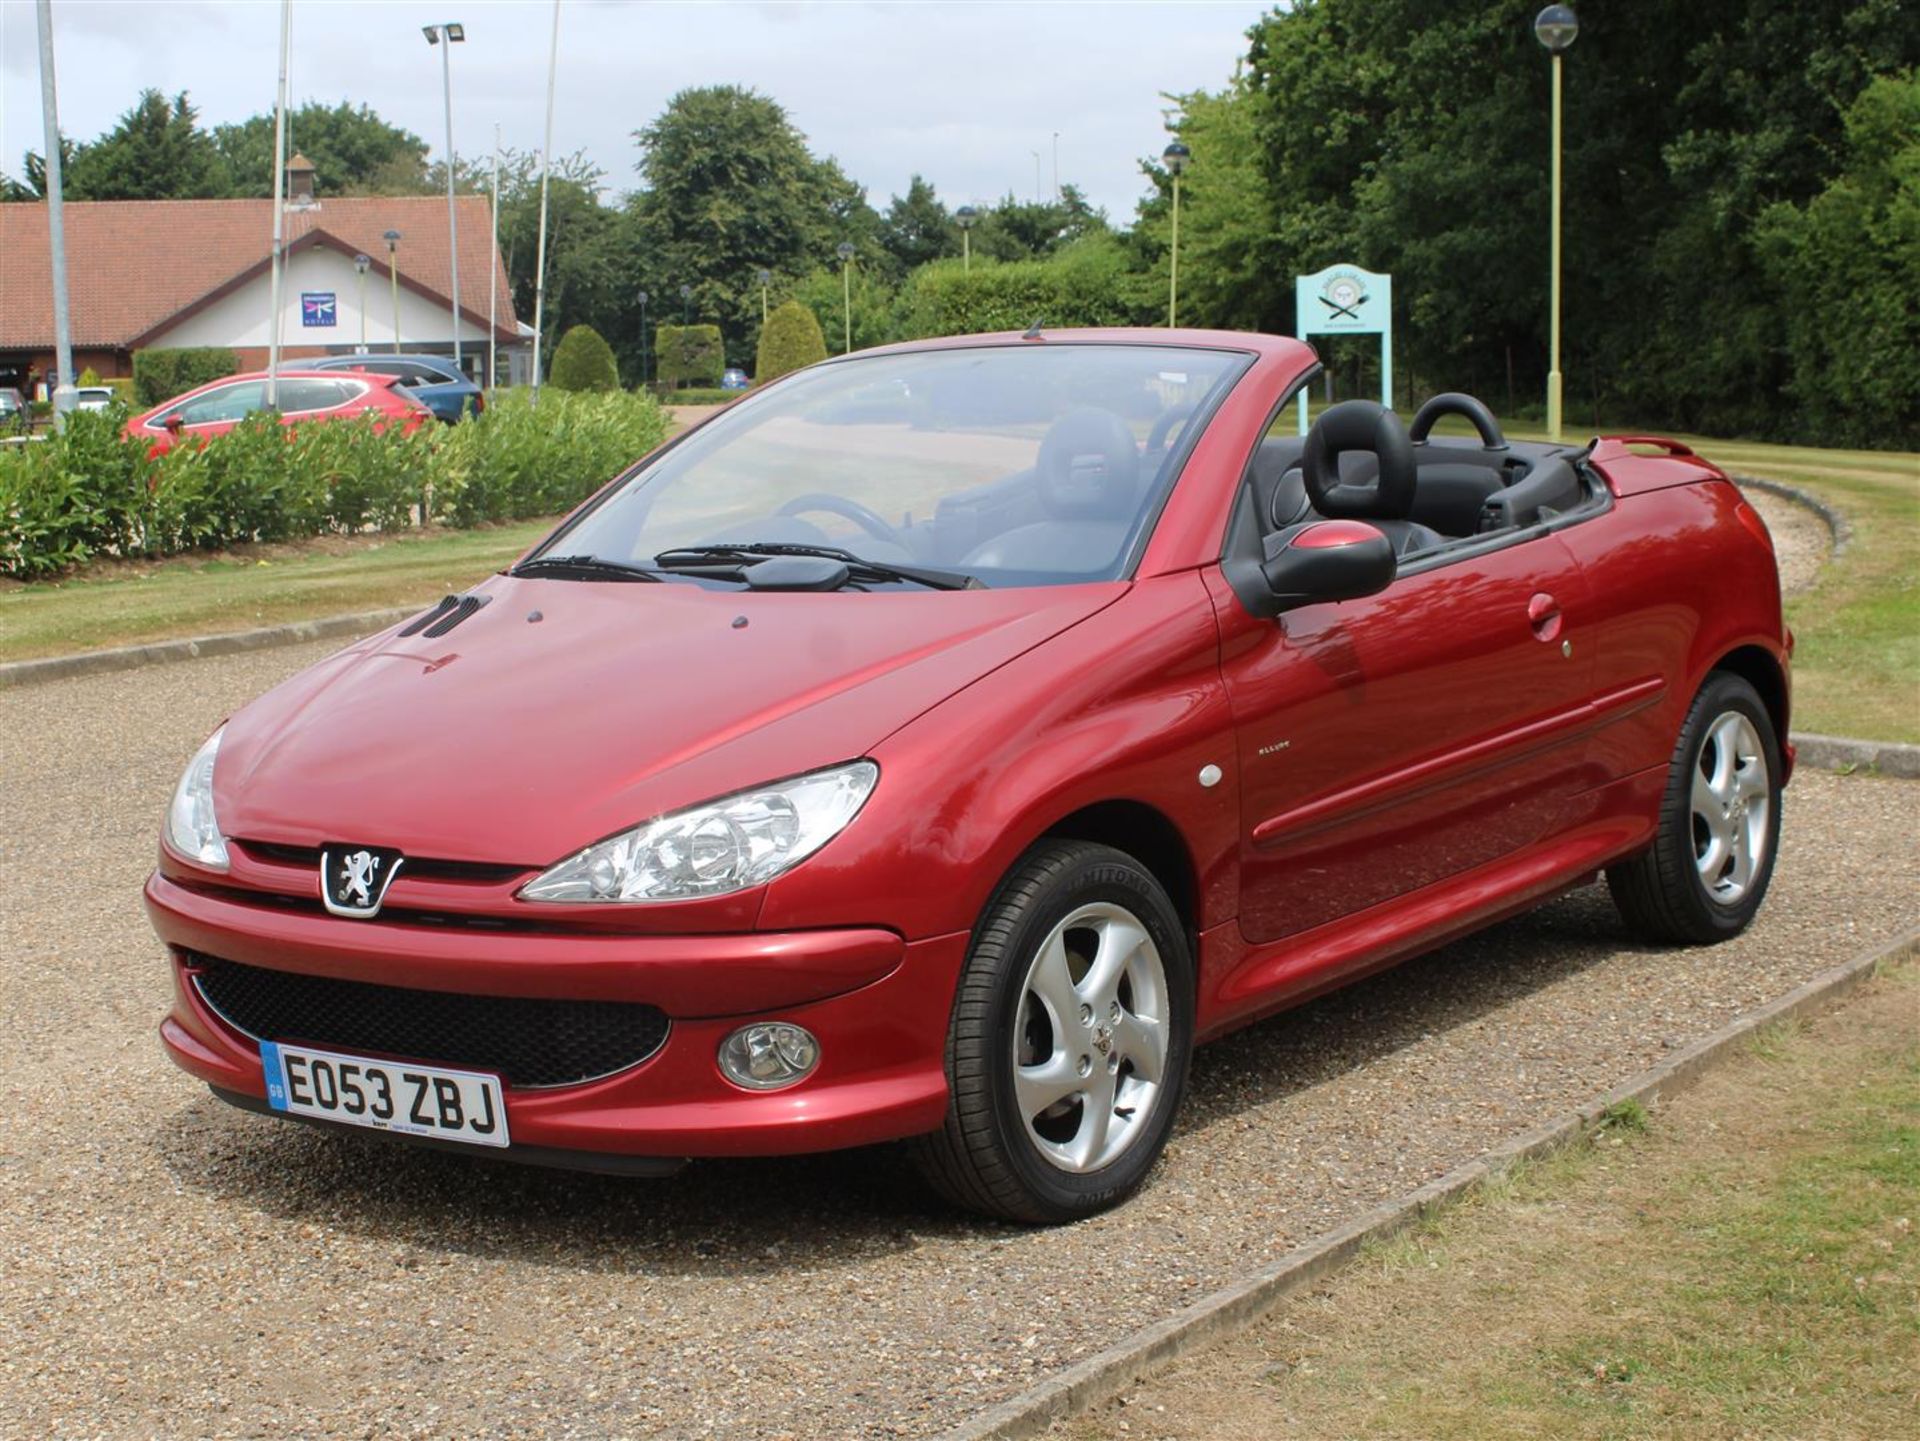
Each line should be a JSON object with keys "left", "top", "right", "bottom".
{"left": 1527, "top": 592, "right": 1563, "bottom": 642}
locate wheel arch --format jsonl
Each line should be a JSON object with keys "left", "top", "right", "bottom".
{"left": 1039, "top": 799, "right": 1200, "bottom": 944}
{"left": 1708, "top": 643, "right": 1790, "bottom": 750}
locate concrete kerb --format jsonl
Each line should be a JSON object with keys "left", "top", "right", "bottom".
{"left": 936, "top": 922, "right": 1920, "bottom": 1441}
{"left": 0, "top": 607, "right": 419, "bottom": 690}
{"left": 1733, "top": 474, "right": 1853, "bottom": 559}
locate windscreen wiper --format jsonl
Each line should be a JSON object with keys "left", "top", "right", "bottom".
{"left": 509, "top": 553, "right": 662, "bottom": 582}
{"left": 650, "top": 542, "right": 982, "bottom": 592}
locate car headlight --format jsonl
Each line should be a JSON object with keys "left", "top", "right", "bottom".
{"left": 519, "top": 760, "right": 878, "bottom": 904}
{"left": 166, "top": 727, "right": 230, "bottom": 871}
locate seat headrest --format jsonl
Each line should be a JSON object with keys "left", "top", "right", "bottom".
{"left": 1038, "top": 407, "right": 1141, "bottom": 520}
{"left": 1301, "top": 400, "right": 1417, "bottom": 521}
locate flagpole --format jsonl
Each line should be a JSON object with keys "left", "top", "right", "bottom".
{"left": 530, "top": 0, "right": 560, "bottom": 404}
{"left": 265, "top": 0, "right": 290, "bottom": 407}
{"left": 489, "top": 122, "right": 499, "bottom": 391}
{"left": 34, "top": 0, "right": 76, "bottom": 429}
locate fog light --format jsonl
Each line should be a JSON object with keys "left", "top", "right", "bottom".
{"left": 718, "top": 1023, "right": 820, "bottom": 1091}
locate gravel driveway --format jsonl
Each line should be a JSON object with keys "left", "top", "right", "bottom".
{"left": 2, "top": 641, "right": 1911, "bottom": 1441}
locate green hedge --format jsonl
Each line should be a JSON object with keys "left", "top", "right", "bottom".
{"left": 896, "top": 237, "right": 1144, "bottom": 339}
{"left": 131, "top": 347, "right": 240, "bottom": 407}
{"left": 655, "top": 324, "right": 725, "bottom": 388}
{"left": 0, "top": 389, "right": 669, "bottom": 579}
{"left": 663, "top": 386, "right": 748, "bottom": 405}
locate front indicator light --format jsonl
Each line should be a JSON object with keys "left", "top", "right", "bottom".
{"left": 518, "top": 760, "right": 878, "bottom": 903}
{"left": 718, "top": 1023, "right": 820, "bottom": 1091}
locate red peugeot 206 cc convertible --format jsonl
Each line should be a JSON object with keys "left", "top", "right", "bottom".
{"left": 147, "top": 330, "right": 1790, "bottom": 1221}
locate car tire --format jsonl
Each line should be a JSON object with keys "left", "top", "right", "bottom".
{"left": 911, "top": 840, "right": 1193, "bottom": 1224}
{"left": 1608, "top": 671, "right": 1783, "bottom": 944}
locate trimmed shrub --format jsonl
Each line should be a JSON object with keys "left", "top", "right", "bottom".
{"left": 655, "top": 324, "right": 725, "bottom": 388}
{"left": 756, "top": 299, "right": 828, "bottom": 382}
{"left": 548, "top": 324, "right": 621, "bottom": 393}
{"left": 132, "top": 347, "right": 239, "bottom": 407}
{"left": 77, "top": 366, "right": 102, "bottom": 386}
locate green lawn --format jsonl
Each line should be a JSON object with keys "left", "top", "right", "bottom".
{"left": 1066, "top": 964, "right": 1920, "bottom": 1441}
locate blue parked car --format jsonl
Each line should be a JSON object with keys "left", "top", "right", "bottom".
{"left": 288, "top": 353, "right": 484, "bottom": 423}
{"left": 720, "top": 368, "right": 750, "bottom": 391}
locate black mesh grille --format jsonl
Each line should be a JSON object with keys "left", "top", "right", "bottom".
{"left": 188, "top": 954, "right": 669, "bottom": 1089}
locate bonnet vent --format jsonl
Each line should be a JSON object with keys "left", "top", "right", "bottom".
{"left": 398, "top": 593, "right": 493, "bottom": 639}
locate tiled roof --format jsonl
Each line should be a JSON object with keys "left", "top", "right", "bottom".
{"left": 0, "top": 195, "right": 516, "bottom": 348}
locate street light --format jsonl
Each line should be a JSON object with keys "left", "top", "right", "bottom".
{"left": 423, "top": 21, "right": 466, "bottom": 374}
{"left": 679, "top": 283, "right": 692, "bottom": 325}
{"left": 1162, "top": 140, "right": 1190, "bottom": 328}
{"left": 353, "top": 252, "right": 371, "bottom": 353}
{"left": 757, "top": 267, "right": 772, "bottom": 325}
{"left": 383, "top": 229, "right": 403, "bottom": 353}
{"left": 637, "top": 289, "right": 649, "bottom": 386}
{"left": 1535, "top": 4, "right": 1578, "bottom": 440}
{"left": 836, "top": 241, "right": 855, "bottom": 354}
{"left": 956, "top": 205, "right": 977, "bottom": 273}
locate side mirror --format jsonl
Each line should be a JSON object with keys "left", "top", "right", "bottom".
{"left": 163, "top": 414, "right": 185, "bottom": 434}
{"left": 1257, "top": 520, "right": 1396, "bottom": 613}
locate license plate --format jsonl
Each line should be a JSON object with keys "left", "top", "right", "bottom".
{"left": 260, "top": 1041, "right": 509, "bottom": 1148}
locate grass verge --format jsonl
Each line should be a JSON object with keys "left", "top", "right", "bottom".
{"left": 0, "top": 520, "right": 556, "bottom": 661}
{"left": 1061, "top": 964, "right": 1919, "bottom": 1441}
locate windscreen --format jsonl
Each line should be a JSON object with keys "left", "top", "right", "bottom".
{"left": 548, "top": 344, "right": 1247, "bottom": 588}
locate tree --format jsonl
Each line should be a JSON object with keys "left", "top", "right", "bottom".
{"left": 755, "top": 299, "right": 828, "bottom": 381}
{"left": 971, "top": 186, "right": 1110, "bottom": 263}
{"left": 56, "top": 90, "right": 225, "bottom": 200}
{"left": 1757, "top": 72, "right": 1920, "bottom": 446}
{"left": 210, "top": 101, "right": 430, "bottom": 197}
{"left": 880, "top": 175, "right": 955, "bottom": 270}
{"left": 624, "top": 86, "right": 881, "bottom": 360}
{"left": 548, "top": 325, "right": 620, "bottom": 392}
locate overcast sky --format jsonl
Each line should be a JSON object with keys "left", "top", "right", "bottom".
{"left": 1, "top": 0, "right": 1270, "bottom": 220}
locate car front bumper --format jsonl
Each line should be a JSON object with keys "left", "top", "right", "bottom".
{"left": 147, "top": 871, "right": 964, "bottom": 1163}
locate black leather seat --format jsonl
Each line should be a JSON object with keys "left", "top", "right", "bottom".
{"left": 1296, "top": 402, "right": 1444, "bottom": 557}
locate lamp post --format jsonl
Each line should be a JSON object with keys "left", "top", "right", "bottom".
{"left": 1535, "top": 4, "right": 1578, "bottom": 441}
{"left": 836, "top": 241, "right": 855, "bottom": 354}
{"left": 530, "top": 0, "right": 561, "bottom": 404}
{"left": 636, "top": 289, "right": 649, "bottom": 386}
{"left": 1030, "top": 149, "right": 1042, "bottom": 203}
{"left": 956, "top": 205, "right": 977, "bottom": 272}
{"left": 1163, "top": 140, "right": 1190, "bottom": 328}
{"left": 383, "top": 229, "right": 402, "bottom": 353}
{"left": 757, "top": 268, "right": 771, "bottom": 325}
{"left": 353, "top": 253, "right": 371, "bottom": 353}
{"left": 1052, "top": 130, "right": 1060, "bottom": 202}
{"left": 679, "top": 283, "right": 692, "bottom": 325}
{"left": 423, "top": 21, "right": 466, "bottom": 374}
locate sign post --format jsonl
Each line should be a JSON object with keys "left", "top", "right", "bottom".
{"left": 1293, "top": 264, "right": 1393, "bottom": 434}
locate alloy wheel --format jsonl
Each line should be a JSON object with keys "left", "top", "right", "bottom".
{"left": 1011, "top": 901, "right": 1170, "bottom": 1173}
{"left": 1689, "top": 709, "right": 1773, "bottom": 905}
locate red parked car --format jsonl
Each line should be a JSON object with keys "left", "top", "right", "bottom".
{"left": 147, "top": 330, "right": 1790, "bottom": 1221}
{"left": 127, "top": 368, "right": 429, "bottom": 454}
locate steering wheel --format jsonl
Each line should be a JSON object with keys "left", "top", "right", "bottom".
{"left": 775, "top": 493, "right": 909, "bottom": 550}
{"left": 1409, "top": 392, "right": 1507, "bottom": 450}
{"left": 1146, "top": 404, "right": 1195, "bottom": 454}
